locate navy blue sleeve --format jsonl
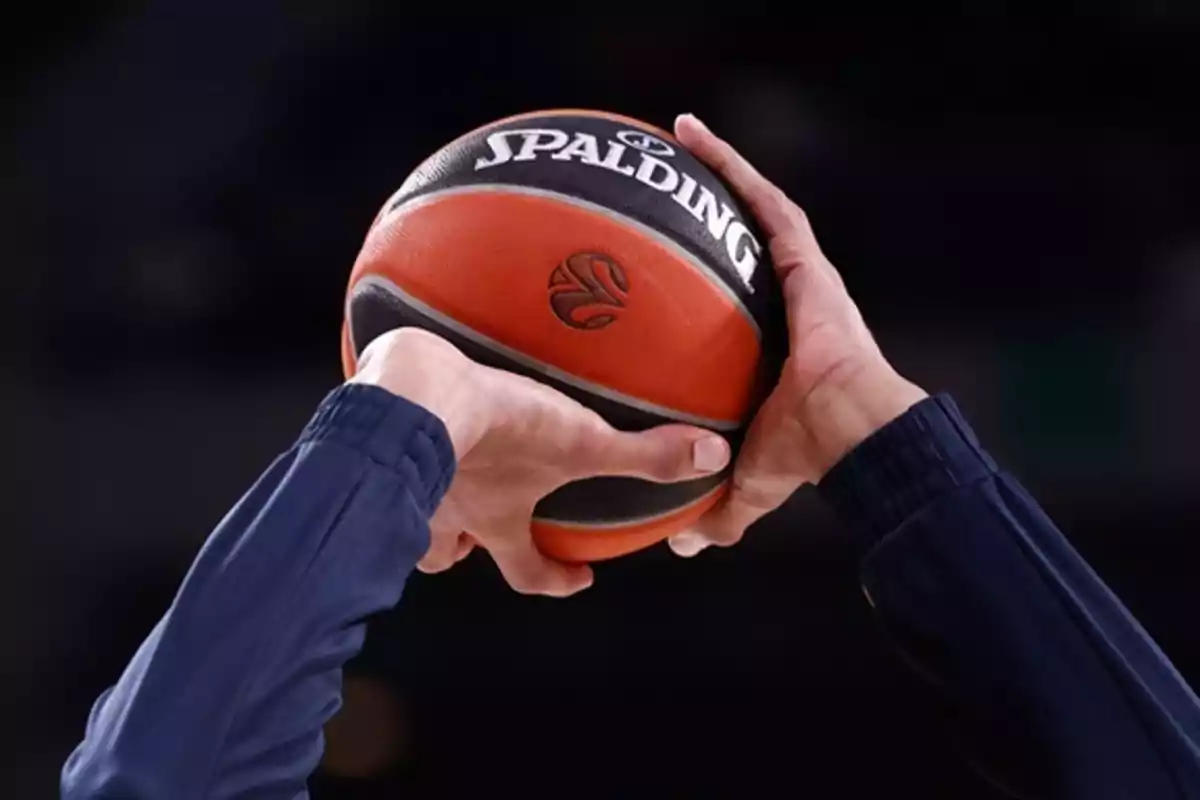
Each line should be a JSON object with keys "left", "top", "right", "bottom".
{"left": 819, "top": 394, "right": 1200, "bottom": 798}
{"left": 61, "top": 383, "right": 455, "bottom": 800}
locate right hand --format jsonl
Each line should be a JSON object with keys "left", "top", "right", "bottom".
{"left": 351, "top": 328, "right": 731, "bottom": 595}
{"left": 669, "top": 114, "right": 928, "bottom": 556}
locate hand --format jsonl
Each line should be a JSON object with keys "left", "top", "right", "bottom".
{"left": 668, "top": 114, "right": 929, "bottom": 557}
{"left": 351, "top": 328, "right": 732, "bottom": 595}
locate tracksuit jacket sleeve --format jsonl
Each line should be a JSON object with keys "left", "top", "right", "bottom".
{"left": 61, "top": 383, "right": 454, "bottom": 800}
{"left": 61, "top": 383, "right": 1200, "bottom": 799}
{"left": 818, "top": 393, "right": 1200, "bottom": 798}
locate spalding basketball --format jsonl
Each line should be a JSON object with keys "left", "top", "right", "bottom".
{"left": 342, "top": 109, "right": 783, "bottom": 563}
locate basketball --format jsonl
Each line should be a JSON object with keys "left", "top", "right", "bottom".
{"left": 341, "top": 109, "right": 784, "bottom": 563}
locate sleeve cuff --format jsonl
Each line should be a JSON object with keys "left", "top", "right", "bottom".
{"left": 299, "top": 383, "right": 457, "bottom": 517}
{"left": 816, "top": 393, "right": 998, "bottom": 549}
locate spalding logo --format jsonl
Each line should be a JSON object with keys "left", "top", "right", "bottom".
{"left": 548, "top": 252, "right": 629, "bottom": 330}
{"left": 474, "top": 126, "right": 760, "bottom": 293}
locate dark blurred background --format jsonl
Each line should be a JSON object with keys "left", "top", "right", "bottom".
{"left": 5, "top": 5, "right": 1200, "bottom": 797}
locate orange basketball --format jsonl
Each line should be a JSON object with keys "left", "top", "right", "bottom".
{"left": 342, "top": 109, "right": 784, "bottom": 563}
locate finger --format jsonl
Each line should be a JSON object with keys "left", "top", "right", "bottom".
{"left": 668, "top": 388, "right": 805, "bottom": 552}
{"left": 580, "top": 423, "right": 731, "bottom": 483}
{"left": 672, "top": 474, "right": 799, "bottom": 552}
{"left": 702, "top": 468, "right": 799, "bottom": 545}
{"left": 489, "top": 534, "right": 595, "bottom": 598}
{"left": 667, "top": 529, "right": 711, "bottom": 558}
{"left": 674, "top": 113, "right": 809, "bottom": 242}
{"left": 417, "top": 529, "right": 476, "bottom": 574}
{"left": 455, "top": 533, "right": 478, "bottom": 563}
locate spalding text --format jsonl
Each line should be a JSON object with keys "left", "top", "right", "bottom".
{"left": 474, "top": 127, "right": 760, "bottom": 291}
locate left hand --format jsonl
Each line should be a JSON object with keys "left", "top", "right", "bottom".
{"left": 351, "top": 328, "right": 732, "bottom": 596}
{"left": 667, "top": 113, "right": 927, "bottom": 556}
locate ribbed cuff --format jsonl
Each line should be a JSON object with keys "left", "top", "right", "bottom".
{"left": 816, "top": 393, "right": 997, "bottom": 549}
{"left": 300, "top": 383, "right": 457, "bottom": 516}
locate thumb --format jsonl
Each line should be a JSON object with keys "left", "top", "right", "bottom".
{"left": 583, "top": 424, "right": 731, "bottom": 483}
{"left": 668, "top": 387, "right": 806, "bottom": 555}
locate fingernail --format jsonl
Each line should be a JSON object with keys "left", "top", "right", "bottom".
{"left": 692, "top": 436, "right": 730, "bottom": 472}
{"left": 669, "top": 532, "right": 711, "bottom": 558}
{"left": 680, "top": 112, "right": 708, "bottom": 131}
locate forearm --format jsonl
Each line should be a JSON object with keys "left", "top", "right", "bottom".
{"left": 820, "top": 395, "right": 1200, "bottom": 798}
{"left": 62, "top": 384, "right": 454, "bottom": 800}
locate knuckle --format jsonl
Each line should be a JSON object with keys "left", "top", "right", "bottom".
{"left": 698, "top": 516, "right": 742, "bottom": 546}
{"left": 713, "top": 527, "right": 746, "bottom": 547}
{"left": 579, "top": 418, "right": 619, "bottom": 457}
{"left": 506, "top": 570, "right": 548, "bottom": 596}
{"left": 690, "top": 508, "right": 742, "bottom": 549}
{"left": 772, "top": 241, "right": 816, "bottom": 273}
{"left": 765, "top": 185, "right": 790, "bottom": 211}
{"left": 788, "top": 197, "right": 811, "bottom": 225}
{"left": 649, "top": 453, "right": 686, "bottom": 483}
{"left": 355, "top": 336, "right": 387, "bottom": 368}
{"left": 729, "top": 474, "right": 781, "bottom": 515}
{"left": 508, "top": 576, "right": 539, "bottom": 595}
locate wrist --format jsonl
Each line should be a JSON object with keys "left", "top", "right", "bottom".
{"left": 385, "top": 374, "right": 490, "bottom": 462}
{"left": 349, "top": 329, "right": 491, "bottom": 460}
{"left": 799, "top": 360, "right": 928, "bottom": 477}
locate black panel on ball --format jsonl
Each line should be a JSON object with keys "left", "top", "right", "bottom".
{"left": 388, "top": 111, "right": 785, "bottom": 340}
{"left": 349, "top": 282, "right": 730, "bottom": 525}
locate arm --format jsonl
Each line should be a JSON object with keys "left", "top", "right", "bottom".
{"left": 819, "top": 394, "right": 1200, "bottom": 798}
{"left": 61, "top": 383, "right": 455, "bottom": 799}
{"left": 62, "top": 327, "right": 722, "bottom": 799}
{"left": 671, "top": 114, "right": 1200, "bottom": 798}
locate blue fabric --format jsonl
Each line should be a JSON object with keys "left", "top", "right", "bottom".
{"left": 62, "top": 388, "right": 1200, "bottom": 798}
{"left": 820, "top": 394, "right": 1200, "bottom": 797}
{"left": 61, "top": 384, "right": 454, "bottom": 799}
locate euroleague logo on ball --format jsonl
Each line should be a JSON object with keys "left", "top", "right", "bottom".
{"left": 548, "top": 252, "right": 629, "bottom": 330}
{"left": 614, "top": 130, "right": 676, "bottom": 157}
